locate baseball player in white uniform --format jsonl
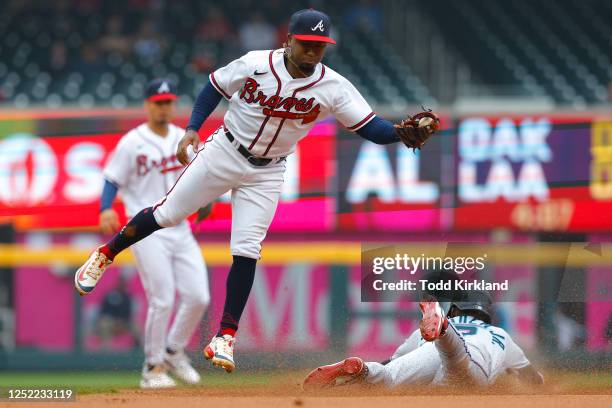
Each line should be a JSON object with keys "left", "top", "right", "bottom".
{"left": 303, "top": 293, "right": 545, "bottom": 389}
{"left": 96, "top": 79, "right": 211, "bottom": 389}
{"left": 74, "top": 9, "right": 436, "bottom": 373}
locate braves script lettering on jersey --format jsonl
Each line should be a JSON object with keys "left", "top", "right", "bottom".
{"left": 153, "top": 48, "right": 376, "bottom": 259}
{"left": 104, "top": 123, "right": 185, "bottom": 217}
{"left": 366, "top": 316, "right": 530, "bottom": 386}
{"left": 209, "top": 49, "right": 375, "bottom": 157}
{"left": 104, "top": 123, "right": 210, "bottom": 370}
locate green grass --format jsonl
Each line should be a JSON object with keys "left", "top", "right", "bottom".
{"left": 0, "top": 372, "right": 140, "bottom": 394}
{"left": 553, "top": 371, "right": 612, "bottom": 389}
{"left": 1, "top": 370, "right": 610, "bottom": 396}
{"left": 0, "top": 370, "right": 296, "bottom": 395}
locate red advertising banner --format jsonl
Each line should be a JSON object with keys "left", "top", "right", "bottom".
{"left": 3, "top": 110, "right": 612, "bottom": 233}
{"left": 0, "top": 116, "right": 336, "bottom": 231}
{"left": 0, "top": 132, "right": 123, "bottom": 228}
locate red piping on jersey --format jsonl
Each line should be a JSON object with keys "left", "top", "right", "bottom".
{"left": 210, "top": 72, "right": 232, "bottom": 100}
{"left": 262, "top": 65, "right": 326, "bottom": 156}
{"left": 160, "top": 165, "right": 184, "bottom": 174}
{"left": 153, "top": 133, "right": 216, "bottom": 213}
{"left": 347, "top": 111, "right": 375, "bottom": 131}
{"left": 249, "top": 51, "right": 282, "bottom": 151}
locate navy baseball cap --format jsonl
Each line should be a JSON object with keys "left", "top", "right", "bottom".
{"left": 145, "top": 79, "right": 178, "bottom": 102}
{"left": 289, "top": 9, "right": 336, "bottom": 44}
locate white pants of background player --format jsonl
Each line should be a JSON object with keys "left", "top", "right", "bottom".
{"left": 365, "top": 323, "right": 492, "bottom": 387}
{"left": 131, "top": 222, "right": 210, "bottom": 365}
{"left": 153, "top": 126, "right": 286, "bottom": 260}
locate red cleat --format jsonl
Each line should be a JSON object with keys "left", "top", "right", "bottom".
{"left": 303, "top": 357, "right": 366, "bottom": 391}
{"left": 419, "top": 298, "right": 448, "bottom": 341}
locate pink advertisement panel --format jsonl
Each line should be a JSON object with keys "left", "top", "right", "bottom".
{"left": 13, "top": 235, "right": 538, "bottom": 358}
{"left": 586, "top": 267, "right": 612, "bottom": 351}
{"left": 0, "top": 117, "right": 335, "bottom": 232}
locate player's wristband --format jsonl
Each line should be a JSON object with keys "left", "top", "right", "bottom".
{"left": 100, "top": 179, "right": 119, "bottom": 212}
{"left": 355, "top": 116, "right": 399, "bottom": 145}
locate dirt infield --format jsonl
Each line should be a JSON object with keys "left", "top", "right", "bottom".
{"left": 73, "top": 393, "right": 611, "bottom": 408}
{"left": 7, "top": 372, "right": 610, "bottom": 408}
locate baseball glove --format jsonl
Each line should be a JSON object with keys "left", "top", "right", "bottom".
{"left": 394, "top": 108, "right": 440, "bottom": 151}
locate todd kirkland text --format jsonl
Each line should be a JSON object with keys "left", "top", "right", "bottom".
{"left": 372, "top": 279, "right": 509, "bottom": 292}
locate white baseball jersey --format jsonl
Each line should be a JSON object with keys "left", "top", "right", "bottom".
{"left": 209, "top": 48, "right": 375, "bottom": 158}
{"left": 435, "top": 316, "right": 530, "bottom": 378}
{"left": 368, "top": 316, "right": 531, "bottom": 387}
{"left": 103, "top": 123, "right": 185, "bottom": 218}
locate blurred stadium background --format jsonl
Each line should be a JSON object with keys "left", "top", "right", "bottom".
{"left": 0, "top": 0, "right": 611, "bottom": 385}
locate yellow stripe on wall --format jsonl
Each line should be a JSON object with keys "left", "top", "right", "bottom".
{"left": 0, "top": 243, "right": 611, "bottom": 267}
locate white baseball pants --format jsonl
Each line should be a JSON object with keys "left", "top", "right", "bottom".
{"left": 153, "top": 126, "right": 286, "bottom": 260}
{"left": 366, "top": 325, "right": 489, "bottom": 387}
{"left": 131, "top": 222, "right": 210, "bottom": 365}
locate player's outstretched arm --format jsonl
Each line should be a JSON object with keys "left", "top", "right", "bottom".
{"left": 354, "top": 111, "right": 439, "bottom": 151}
{"left": 355, "top": 116, "right": 400, "bottom": 144}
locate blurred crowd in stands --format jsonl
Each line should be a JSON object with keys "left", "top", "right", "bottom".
{"left": 5, "top": 0, "right": 382, "bottom": 76}
{"left": 0, "top": 0, "right": 388, "bottom": 106}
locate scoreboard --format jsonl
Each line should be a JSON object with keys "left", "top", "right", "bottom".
{"left": 338, "top": 113, "right": 612, "bottom": 233}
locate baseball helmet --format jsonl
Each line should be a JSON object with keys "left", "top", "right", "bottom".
{"left": 450, "top": 290, "right": 493, "bottom": 324}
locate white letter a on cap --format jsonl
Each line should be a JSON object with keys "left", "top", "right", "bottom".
{"left": 311, "top": 20, "right": 324, "bottom": 31}
{"left": 158, "top": 82, "right": 170, "bottom": 93}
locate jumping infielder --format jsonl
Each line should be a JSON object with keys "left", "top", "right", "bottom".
{"left": 75, "top": 9, "right": 438, "bottom": 373}
{"left": 95, "top": 79, "right": 211, "bottom": 388}
{"left": 303, "top": 293, "right": 544, "bottom": 389}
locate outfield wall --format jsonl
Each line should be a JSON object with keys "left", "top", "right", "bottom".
{"left": 1, "top": 110, "right": 612, "bottom": 369}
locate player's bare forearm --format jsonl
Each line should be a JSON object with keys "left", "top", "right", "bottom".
{"left": 177, "top": 130, "right": 200, "bottom": 165}
{"left": 510, "top": 364, "right": 545, "bottom": 385}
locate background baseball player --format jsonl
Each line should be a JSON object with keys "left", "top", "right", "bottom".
{"left": 96, "top": 79, "right": 211, "bottom": 388}
{"left": 303, "top": 291, "right": 545, "bottom": 389}
{"left": 74, "top": 9, "right": 439, "bottom": 373}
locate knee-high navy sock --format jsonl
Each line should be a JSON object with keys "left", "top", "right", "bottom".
{"left": 100, "top": 207, "right": 162, "bottom": 260}
{"left": 218, "top": 255, "right": 257, "bottom": 337}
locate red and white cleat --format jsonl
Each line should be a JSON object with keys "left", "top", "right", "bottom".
{"left": 302, "top": 357, "right": 366, "bottom": 391}
{"left": 74, "top": 247, "right": 112, "bottom": 296}
{"left": 203, "top": 334, "right": 235, "bottom": 373}
{"left": 419, "top": 298, "right": 448, "bottom": 341}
